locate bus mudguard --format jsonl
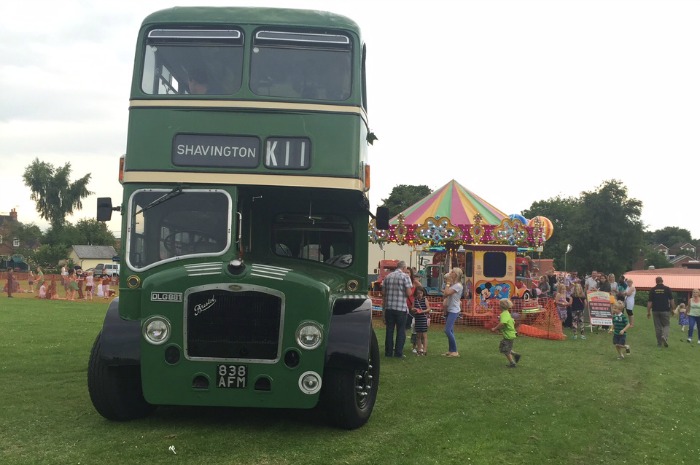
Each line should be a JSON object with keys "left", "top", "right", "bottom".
{"left": 97, "top": 298, "right": 141, "bottom": 366}
{"left": 324, "top": 297, "right": 373, "bottom": 371}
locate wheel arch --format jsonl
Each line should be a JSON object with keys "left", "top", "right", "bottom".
{"left": 98, "top": 298, "right": 141, "bottom": 366}
{"left": 324, "top": 297, "right": 373, "bottom": 371}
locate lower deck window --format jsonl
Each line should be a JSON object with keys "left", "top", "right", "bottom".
{"left": 272, "top": 213, "right": 353, "bottom": 268}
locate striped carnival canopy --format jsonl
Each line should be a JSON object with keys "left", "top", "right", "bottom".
{"left": 390, "top": 179, "right": 507, "bottom": 226}
{"left": 368, "top": 180, "right": 547, "bottom": 248}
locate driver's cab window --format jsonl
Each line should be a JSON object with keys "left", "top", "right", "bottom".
{"left": 127, "top": 189, "right": 231, "bottom": 270}
{"left": 272, "top": 213, "right": 353, "bottom": 268}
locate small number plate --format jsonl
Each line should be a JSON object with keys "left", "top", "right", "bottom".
{"left": 216, "top": 364, "right": 247, "bottom": 389}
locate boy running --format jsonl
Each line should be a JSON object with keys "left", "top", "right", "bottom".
{"left": 491, "top": 298, "right": 521, "bottom": 368}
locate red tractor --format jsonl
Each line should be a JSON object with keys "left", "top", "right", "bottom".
{"left": 370, "top": 260, "right": 399, "bottom": 291}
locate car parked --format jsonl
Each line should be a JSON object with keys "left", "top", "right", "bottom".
{"left": 94, "top": 263, "right": 120, "bottom": 277}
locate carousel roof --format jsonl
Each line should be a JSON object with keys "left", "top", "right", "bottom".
{"left": 391, "top": 179, "right": 508, "bottom": 226}
{"left": 370, "top": 180, "right": 547, "bottom": 248}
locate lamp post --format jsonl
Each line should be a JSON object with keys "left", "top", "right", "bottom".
{"left": 565, "top": 244, "right": 572, "bottom": 273}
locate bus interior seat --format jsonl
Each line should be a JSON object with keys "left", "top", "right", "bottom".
{"left": 275, "top": 243, "right": 292, "bottom": 256}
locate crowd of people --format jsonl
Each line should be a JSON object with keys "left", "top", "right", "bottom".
{"left": 382, "top": 260, "right": 522, "bottom": 367}
{"left": 4, "top": 265, "right": 115, "bottom": 301}
{"left": 380, "top": 261, "right": 692, "bottom": 363}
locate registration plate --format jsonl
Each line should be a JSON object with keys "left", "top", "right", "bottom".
{"left": 216, "top": 364, "right": 247, "bottom": 389}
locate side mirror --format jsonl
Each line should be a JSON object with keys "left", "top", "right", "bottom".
{"left": 375, "top": 206, "right": 390, "bottom": 230}
{"left": 97, "top": 197, "right": 114, "bottom": 222}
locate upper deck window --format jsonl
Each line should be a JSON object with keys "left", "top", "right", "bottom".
{"left": 251, "top": 30, "right": 352, "bottom": 101}
{"left": 141, "top": 29, "right": 243, "bottom": 95}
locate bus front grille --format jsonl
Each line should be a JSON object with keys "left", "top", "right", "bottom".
{"left": 186, "top": 289, "right": 282, "bottom": 360}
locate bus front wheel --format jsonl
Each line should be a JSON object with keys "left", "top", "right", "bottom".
{"left": 87, "top": 331, "right": 155, "bottom": 421}
{"left": 322, "top": 329, "right": 380, "bottom": 429}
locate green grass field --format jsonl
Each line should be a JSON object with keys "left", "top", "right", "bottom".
{"left": 1, "top": 293, "right": 698, "bottom": 464}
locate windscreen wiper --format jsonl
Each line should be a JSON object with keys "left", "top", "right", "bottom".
{"left": 134, "top": 186, "right": 184, "bottom": 216}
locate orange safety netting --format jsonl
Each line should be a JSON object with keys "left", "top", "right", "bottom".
{"left": 515, "top": 298, "right": 567, "bottom": 340}
{"left": 369, "top": 292, "right": 566, "bottom": 341}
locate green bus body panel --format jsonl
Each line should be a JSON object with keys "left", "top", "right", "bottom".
{"left": 102, "top": 7, "right": 374, "bottom": 413}
{"left": 139, "top": 264, "right": 331, "bottom": 407}
{"left": 125, "top": 110, "right": 367, "bottom": 178}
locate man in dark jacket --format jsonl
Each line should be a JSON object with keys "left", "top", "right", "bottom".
{"left": 647, "top": 276, "right": 674, "bottom": 348}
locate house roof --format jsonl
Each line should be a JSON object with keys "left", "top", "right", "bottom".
{"left": 71, "top": 245, "right": 117, "bottom": 260}
{"left": 623, "top": 267, "right": 700, "bottom": 293}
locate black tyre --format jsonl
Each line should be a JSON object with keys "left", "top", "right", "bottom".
{"left": 322, "top": 329, "right": 380, "bottom": 429}
{"left": 87, "top": 332, "right": 155, "bottom": 421}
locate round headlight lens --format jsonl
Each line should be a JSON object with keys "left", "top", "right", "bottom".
{"left": 298, "top": 371, "right": 322, "bottom": 395}
{"left": 143, "top": 317, "right": 171, "bottom": 345}
{"left": 296, "top": 322, "right": 323, "bottom": 350}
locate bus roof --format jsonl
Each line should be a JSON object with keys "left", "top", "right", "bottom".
{"left": 142, "top": 7, "right": 361, "bottom": 32}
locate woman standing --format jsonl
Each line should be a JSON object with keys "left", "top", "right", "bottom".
{"left": 442, "top": 267, "right": 463, "bottom": 357}
{"left": 598, "top": 274, "right": 611, "bottom": 293}
{"left": 617, "top": 275, "right": 628, "bottom": 301}
{"left": 686, "top": 289, "right": 700, "bottom": 344}
{"left": 624, "top": 278, "right": 636, "bottom": 327}
{"left": 608, "top": 274, "right": 618, "bottom": 298}
{"left": 570, "top": 283, "right": 587, "bottom": 339}
{"left": 406, "top": 267, "right": 421, "bottom": 310}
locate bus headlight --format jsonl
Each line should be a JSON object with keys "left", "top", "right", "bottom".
{"left": 298, "top": 371, "right": 322, "bottom": 395}
{"left": 143, "top": 316, "right": 171, "bottom": 345}
{"left": 295, "top": 322, "right": 323, "bottom": 350}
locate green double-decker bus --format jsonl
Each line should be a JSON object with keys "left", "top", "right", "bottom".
{"left": 89, "top": 7, "right": 386, "bottom": 429}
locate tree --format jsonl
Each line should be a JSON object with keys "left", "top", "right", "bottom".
{"left": 31, "top": 244, "right": 70, "bottom": 271}
{"left": 381, "top": 184, "right": 432, "bottom": 218}
{"left": 43, "top": 220, "right": 116, "bottom": 250}
{"left": 572, "top": 180, "right": 644, "bottom": 275}
{"left": 646, "top": 226, "right": 692, "bottom": 248}
{"left": 22, "top": 159, "right": 93, "bottom": 230}
{"left": 522, "top": 195, "right": 578, "bottom": 269}
{"left": 524, "top": 180, "right": 644, "bottom": 276}
{"left": 73, "top": 219, "right": 117, "bottom": 246}
{"left": 11, "top": 223, "right": 43, "bottom": 264}
{"left": 643, "top": 249, "right": 673, "bottom": 269}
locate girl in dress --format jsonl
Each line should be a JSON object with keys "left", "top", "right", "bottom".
{"left": 555, "top": 283, "right": 571, "bottom": 322}
{"left": 677, "top": 303, "right": 689, "bottom": 333}
{"left": 67, "top": 270, "right": 78, "bottom": 301}
{"left": 85, "top": 271, "right": 94, "bottom": 300}
{"left": 102, "top": 275, "right": 111, "bottom": 298}
{"left": 38, "top": 283, "right": 47, "bottom": 299}
{"left": 48, "top": 277, "right": 59, "bottom": 300}
{"left": 412, "top": 287, "right": 430, "bottom": 355}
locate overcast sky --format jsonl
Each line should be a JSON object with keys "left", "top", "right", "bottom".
{"left": 2, "top": 0, "right": 700, "bottom": 238}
